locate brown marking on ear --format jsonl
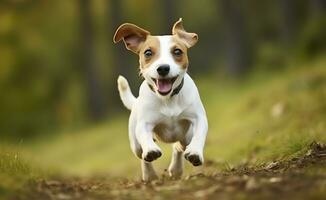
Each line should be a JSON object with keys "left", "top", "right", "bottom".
{"left": 138, "top": 36, "right": 160, "bottom": 69}
{"left": 172, "top": 18, "right": 198, "bottom": 48}
{"left": 171, "top": 36, "right": 189, "bottom": 69}
{"left": 113, "top": 23, "right": 150, "bottom": 53}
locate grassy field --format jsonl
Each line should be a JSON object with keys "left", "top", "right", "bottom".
{"left": 1, "top": 58, "right": 326, "bottom": 199}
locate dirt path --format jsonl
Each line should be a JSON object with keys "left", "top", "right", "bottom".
{"left": 14, "top": 142, "right": 326, "bottom": 200}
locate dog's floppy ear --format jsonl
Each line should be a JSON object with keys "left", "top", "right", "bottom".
{"left": 113, "top": 23, "right": 150, "bottom": 53}
{"left": 172, "top": 18, "right": 198, "bottom": 48}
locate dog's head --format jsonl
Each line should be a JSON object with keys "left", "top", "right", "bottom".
{"left": 113, "top": 18, "right": 198, "bottom": 97}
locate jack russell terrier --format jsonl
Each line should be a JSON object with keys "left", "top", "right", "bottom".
{"left": 113, "top": 18, "right": 208, "bottom": 181}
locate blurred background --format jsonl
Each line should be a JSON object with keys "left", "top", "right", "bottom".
{"left": 0, "top": 0, "right": 325, "bottom": 178}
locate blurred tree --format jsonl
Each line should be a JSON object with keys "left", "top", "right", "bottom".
{"left": 310, "top": 0, "right": 326, "bottom": 16}
{"left": 107, "top": 0, "right": 130, "bottom": 111}
{"left": 79, "top": 0, "right": 105, "bottom": 120}
{"left": 279, "top": 0, "right": 298, "bottom": 46}
{"left": 297, "top": 0, "right": 326, "bottom": 58}
{"left": 220, "top": 0, "right": 253, "bottom": 76}
{"left": 161, "top": 0, "right": 176, "bottom": 33}
{"left": 1, "top": 0, "right": 326, "bottom": 139}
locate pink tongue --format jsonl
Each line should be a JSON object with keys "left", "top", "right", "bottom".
{"left": 157, "top": 79, "right": 172, "bottom": 93}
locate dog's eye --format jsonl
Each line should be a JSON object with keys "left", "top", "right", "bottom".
{"left": 144, "top": 49, "right": 153, "bottom": 58}
{"left": 173, "top": 48, "right": 183, "bottom": 56}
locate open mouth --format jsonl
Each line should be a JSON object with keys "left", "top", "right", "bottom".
{"left": 152, "top": 76, "right": 178, "bottom": 96}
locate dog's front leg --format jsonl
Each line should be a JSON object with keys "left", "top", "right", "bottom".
{"left": 136, "top": 122, "right": 161, "bottom": 181}
{"left": 141, "top": 160, "right": 158, "bottom": 182}
{"left": 136, "top": 122, "right": 162, "bottom": 162}
{"left": 184, "top": 114, "right": 208, "bottom": 166}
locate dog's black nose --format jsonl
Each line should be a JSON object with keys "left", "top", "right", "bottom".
{"left": 157, "top": 64, "right": 170, "bottom": 76}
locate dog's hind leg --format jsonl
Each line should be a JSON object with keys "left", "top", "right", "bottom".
{"left": 129, "top": 111, "right": 142, "bottom": 159}
{"left": 141, "top": 160, "right": 158, "bottom": 182}
{"left": 168, "top": 142, "right": 184, "bottom": 178}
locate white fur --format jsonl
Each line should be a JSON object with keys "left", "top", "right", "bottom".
{"left": 117, "top": 36, "right": 208, "bottom": 182}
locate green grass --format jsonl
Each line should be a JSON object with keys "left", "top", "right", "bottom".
{"left": 202, "top": 59, "right": 326, "bottom": 164}
{"left": 0, "top": 145, "right": 39, "bottom": 197}
{"left": 1, "top": 58, "right": 326, "bottom": 182}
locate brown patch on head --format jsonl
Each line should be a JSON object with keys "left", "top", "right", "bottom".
{"left": 113, "top": 23, "right": 161, "bottom": 71}
{"left": 172, "top": 18, "right": 198, "bottom": 48}
{"left": 170, "top": 18, "right": 198, "bottom": 69}
{"left": 113, "top": 23, "right": 150, "bottom": 53}
{"left": 138, "top": 36, "right": 160, "bottom": 70}
{"left": 171, "top": 36, "right": 189, "bottom": 69}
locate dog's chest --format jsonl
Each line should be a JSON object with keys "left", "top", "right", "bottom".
{"left": 159, "top": 100, "right": 184, "bottom": 117}
{"left": 151, "top": 95, "right": 191, "bottom": 143}
{"left": 153, "top": 117, "right": 190, "bottom": 143}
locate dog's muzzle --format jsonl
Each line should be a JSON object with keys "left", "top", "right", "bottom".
{"left": 151, "top": 77, "right": 176, "bottom": 95}
{"left": 150, "top": 77, "right": 184, "bottom": 97}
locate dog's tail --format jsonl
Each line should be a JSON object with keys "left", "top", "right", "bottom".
{"left": 117, "top": 75, "right": 136, "bottom": 110}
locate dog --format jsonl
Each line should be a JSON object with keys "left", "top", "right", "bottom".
{"left": 113, "top": 18, "right": 208, "bottom": 181}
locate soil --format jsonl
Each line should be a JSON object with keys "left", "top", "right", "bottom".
{"left": 12, "top": 142, "right": 326, "bottom": 200}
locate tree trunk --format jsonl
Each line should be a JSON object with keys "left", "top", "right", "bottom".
{"left": 279, "top": 0, "right": 297, "bottom": 45}
{"left": 161, "top": 0, "right": 176, "bottom": 33}
{"left": 107, "top": 0, "right": 132, "bottom": 112}
{"left": 79, "top": 0, "right": 105, "bottom": 120}
{"left": 220, "top": 0, "right": 252, "bottom": 77}
{"left": 310, "top": 0, "right": 326, "bottom": 16}
{"left": 109, "top": 0, "right": 129, "bottom": 77}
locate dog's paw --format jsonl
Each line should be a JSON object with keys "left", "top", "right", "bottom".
{"left": 142, "top": 170, "right": 158, "bottom": 182}
{"left": 184, "top": 149, "right": 203, "bottom": 166}
{"left": 168, "top": 165, "right": 183, "bottom": 179}
{"left": 143, "top": 149, "right": 162, "bottom": 162}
